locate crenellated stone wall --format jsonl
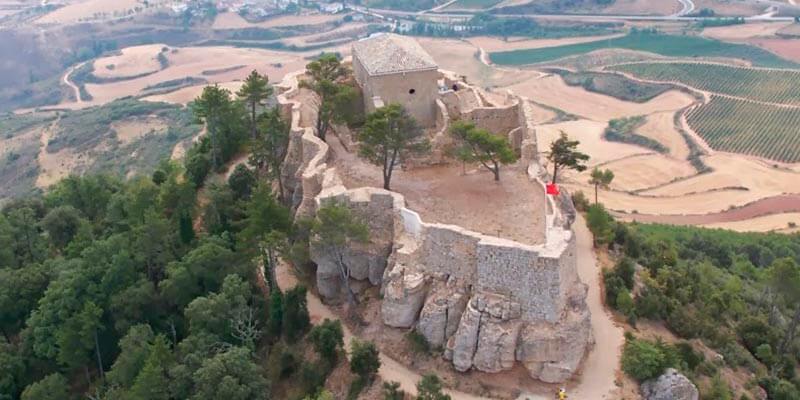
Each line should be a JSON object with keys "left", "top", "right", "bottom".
{"left": 276, "top": 70, "right": 591, "bottom": 384}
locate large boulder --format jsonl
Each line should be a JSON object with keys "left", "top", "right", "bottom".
{"left": 417, "top": 278, "right": 468, "bottom": 347}
{"left": 641, "top": 369, "right": 699, "bottom": 400}
{"left": 515, "top": 306, "right": 592, "bottom": 383}
{"left": 446, "top": 293, "right": 522, "bottom": 373}
{"left": 381, "top": 263, "right": 428, "bottom": 328}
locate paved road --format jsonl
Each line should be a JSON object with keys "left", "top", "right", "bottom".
{"left": 352, "top": 4, "right": 796, "bottom": 22}
{"left": 675, "top": 0, "right": 695, "bottom": 16}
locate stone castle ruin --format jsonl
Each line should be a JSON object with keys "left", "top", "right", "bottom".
{"left": 275, "top": 33, "right": 593, "bottom": 384}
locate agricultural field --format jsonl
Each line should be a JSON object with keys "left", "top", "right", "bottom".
{"left": 609, "top": 62, "right": 800, "bottom": 106}
{"left": 548, "top": 69, "right": 676, "bottom": 103}
{"left": 686, "top": 96, "right": 800, "bottom": 162}
{"left": 490, "top": 33, "right": 799, "bottom": 68}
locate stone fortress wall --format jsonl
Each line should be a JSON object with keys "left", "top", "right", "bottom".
{"left": 275, "top": 67, "right": 592, "bottom": 384}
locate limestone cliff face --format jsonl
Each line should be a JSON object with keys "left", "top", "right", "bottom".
{"left": 278, "top": 70, "right": 593, "bottom": 384}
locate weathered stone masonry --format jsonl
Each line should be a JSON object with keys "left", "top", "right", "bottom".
{"left": 275, "top": 39, "right": 592, "bottom": 384}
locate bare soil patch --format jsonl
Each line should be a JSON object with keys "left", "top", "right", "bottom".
{"left": 779, "top": 23, "right": 800, "bottom": 36}
{"left": 702, "top": 22, "right": 792, "bottom": 40}
{"left": 143, "top": 81, "right": 245, "bottom": 105}
{"left": 329, "top": 135, "right": 547, "bottom": 246}
{"left": 417, "top": 37, "right": 541, "bottom": 89}
{"left": 93, "top": 44, "right": 164, "bottom": 79}
{"left": 643, "top": 154, "right": 800, "bottom": 198}
{"left": 36, "top": 120, "right": 84, "bottom": 189}
{"left": 71, "top": 45, "right": 306, "bottom": 106}
{"left": 504, "top": 75, "right": 695, "bottom": 121}
{"left": 638, "top": 111, "right": 690, "bottom": 160}
{"left": 36, "top": 0, "right": 162, "bottom": 24}
{"left": 566, "top": 152, "right": 800, "bottom": 217}
{"left": 537, "top": 119, "right": 648, "bottom": 166}
{"left": 746, "top": 38, "right": 800, "bottom": 62}
{"left": 616, "top": 194, "right": 800, "bottom": 226}
{"left": 593, "top": 153, "right": 696, "bottom": 192}
{"left": 701, "top": 211, "right": 800, "bottom": 232}
{"left": 212, "top": 12, "right": 343, "bottom": 30}
{"left": 601, "top": 0, "right": 680, "bottom": 15}
{"left": 111, "top": 117, "right": 166, "bottom": 145}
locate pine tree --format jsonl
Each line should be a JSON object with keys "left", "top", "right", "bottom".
{"left": 237, "top": 70, "right": 273, "bottom": 140}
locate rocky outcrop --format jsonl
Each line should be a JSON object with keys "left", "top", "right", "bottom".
{"left": 417, "top": 278, "right": 468, "bottom": 348}
{"left": 515, "top": 283, "right": 592, "bottom": 383}
{"left": 281, "top": 68, "right": 593, "bottom": 384}
{"left": 446, "top": 294, "right": 522, "bottom": 373}
{"left": 641, "top": 369, "right": 699, "bottom": 400}
{"left": 381, "top": 263, "right": 428, "bottom": 328}
{"left": 310, "top": 189, "right": 398, "bottom": 301}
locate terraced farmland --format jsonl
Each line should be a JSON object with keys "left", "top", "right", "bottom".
{"left": 610, "top": 62, "right": 800, "bottom": 106}
{"left": 686, "top": 96, "right": 800, "bottom": 162}
{"left": 489, "top": 33, "right": 799, "bottom": 68}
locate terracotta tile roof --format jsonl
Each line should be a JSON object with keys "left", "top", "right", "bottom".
{"left": 352, "top": 33, "right": 438, "bottom": 76}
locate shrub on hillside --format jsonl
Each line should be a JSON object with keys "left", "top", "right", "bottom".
{"left": 621, "top": 337, "right": 673, "bottom": 382}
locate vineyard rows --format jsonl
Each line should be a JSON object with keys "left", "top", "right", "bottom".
{"left": 610, "top": 63, "right": 800, "bottom": 106}
{"left": 686, "top": 96, "right": 800, "bottom": 163}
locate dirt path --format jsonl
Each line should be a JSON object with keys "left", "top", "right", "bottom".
{"left": 63, "top": 62, "right": 86, "bottom": 104}
{"left": 568, "top": 215, "right": 625, "bottom": 400}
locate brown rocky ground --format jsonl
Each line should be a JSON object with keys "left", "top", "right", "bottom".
{"left": 328, "top": 133, "right": 547, "bottom": 246}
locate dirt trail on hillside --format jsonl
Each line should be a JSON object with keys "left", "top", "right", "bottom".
{"left": 63, "top": 62, "right": 86, "bottom": 104}
{"left": 273, "top": 216, "right": 622, "bottom": 400}
{"left": 568, "top": 215, "right": 626, "bottom": 400}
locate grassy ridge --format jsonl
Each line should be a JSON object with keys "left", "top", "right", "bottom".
{"left": 490, "top": 33, "right": 798, "bottom": 68}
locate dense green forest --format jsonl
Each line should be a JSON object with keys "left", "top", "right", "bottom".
{"left": 0, "top": 63, "right": 457, "bottom": 400}
{"left": 582, "top": 201, "right": 800, "bottom": 398}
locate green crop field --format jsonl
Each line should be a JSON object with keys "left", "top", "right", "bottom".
{"left": 686, "top": 96, "right": 800, "bottom": 162}
{"left": 609, "top": 63, "right": 800, "bottom": 106}
{"left": 489, "top": 33, "right": 798, "bottom": 68}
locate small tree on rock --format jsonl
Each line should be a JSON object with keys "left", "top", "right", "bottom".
{"left": 301, "top": 54, "right": 355, "bottom": 141}
{"left": 449, "top": 121, "right": 518, "bottom": 181}
{"left": 358, "top": 104, "right": 430, "bottom": 190}
{"left": 311, "top": 200, "right": 369, "bottom": 307}
{"left": 547, "top": 131, "right": 589, "bottom": 184}
{"left": 588, "top": 167, "right": 614, "bottom": 204}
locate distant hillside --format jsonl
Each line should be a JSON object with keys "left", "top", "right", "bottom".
{"left": 0, "top": 99, "right": 201, "bottom": 200}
